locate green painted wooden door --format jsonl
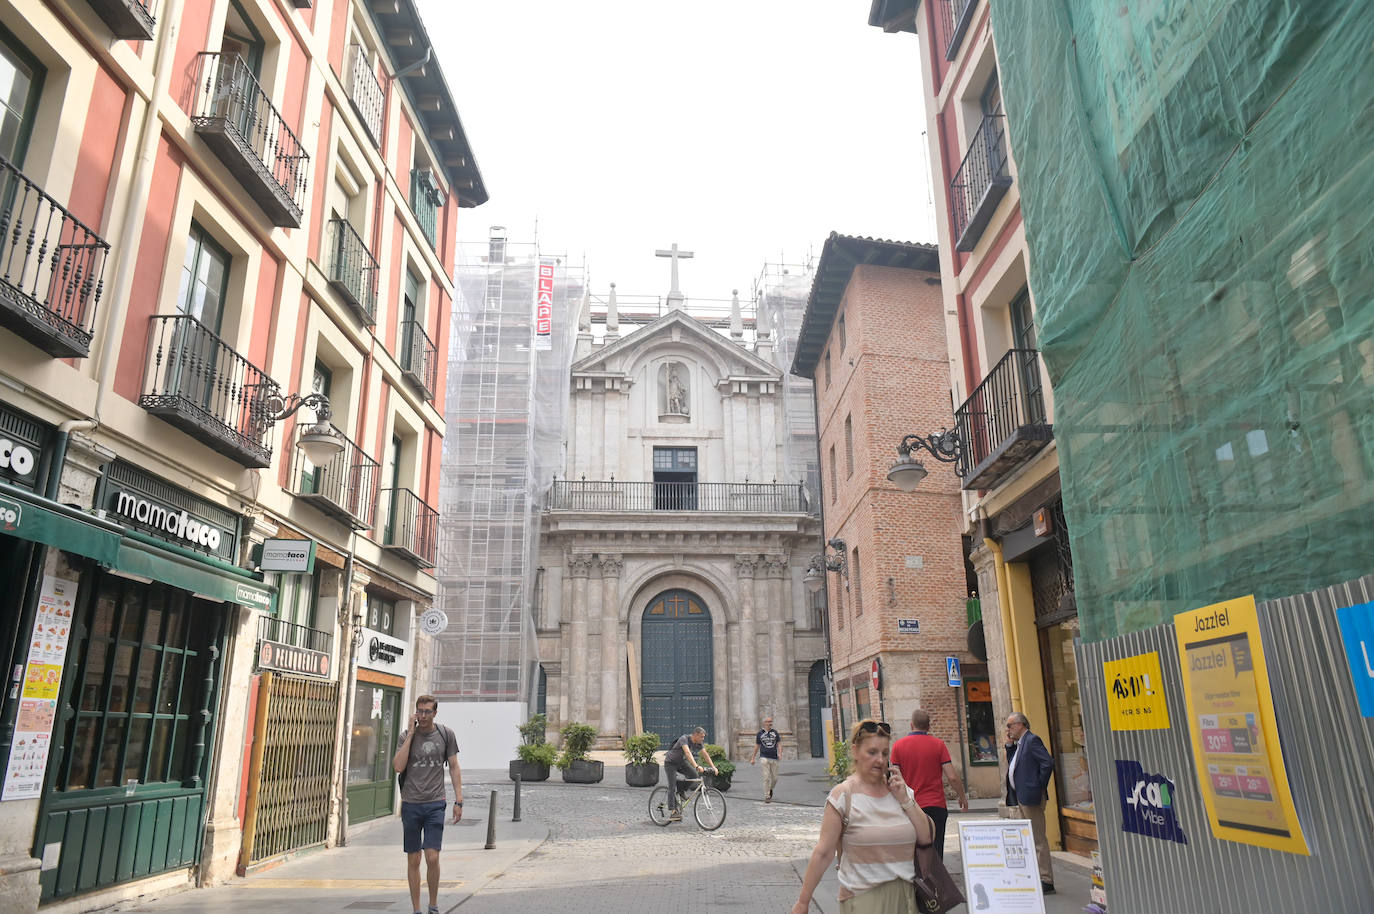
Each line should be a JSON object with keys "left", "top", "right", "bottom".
{"left": 640, "top": 590, "right": 713, "bottom": 749}
{"left": 346, "top": 684, "right": 399, "bottom": 823}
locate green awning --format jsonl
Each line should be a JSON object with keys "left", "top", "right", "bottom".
{"left": 111, "top": 537, "right": 273, "bottom": 610}
{"left": 0, "top": 483, "right": 123, "bottom": 564}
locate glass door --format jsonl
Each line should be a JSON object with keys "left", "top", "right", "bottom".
{"left": 171, "top": 224, "right": 230, "bottom": 410}
{"left": 383, "top": 435, "right": 402, "bottom": 544}
{"left": 346, "top": 683, "right": 400, "bottom": 823}
{"left": 1009, "top": 288, "right": 1046, "bottom": 424}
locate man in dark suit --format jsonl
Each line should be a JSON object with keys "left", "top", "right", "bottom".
{"left": 1004, "top": 712, "right": 1056, "bottom": 894}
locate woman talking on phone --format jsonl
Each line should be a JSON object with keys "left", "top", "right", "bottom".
{"left": 790, "top": 719, "right": 934, "bottom": 914}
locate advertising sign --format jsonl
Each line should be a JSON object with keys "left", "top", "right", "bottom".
{"left": 957, "top": 819, "right": 1046, "bottom": 913}
{"left": 534, "top": 256, "right": 554, "bottom": 350}
{"left": 358, "top": 627, "right": 410, "bottom": 678}
{"left": 260, "top": 538, "right": 316, "bottom": 574}
{"left": 1335, "top": 600, "right": 1374, "bottom": 717}
{"left": 257, "top": 639, "right": 331, "bottom": 679}
{"left": 3, "top": 576, "right": 78, "bottom": 800}
{"left": 1116, "top": 759, "right": 1188, "bottom": 844}
{"left": 1103, "top": 651, "right": 1170, "bottom": 730}
{"left": 1174, "top": 595, "right": 1308, "bottom": 854}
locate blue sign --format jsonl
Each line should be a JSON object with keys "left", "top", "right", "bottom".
{"left": 946, "top": 656, "right": 961, "bottom": 687}
{"left": 1336, "top": 601, "right": 1374, "bottom": 718}
{"left": 1116, "top": 759, "right": 1188, "bottom": 844}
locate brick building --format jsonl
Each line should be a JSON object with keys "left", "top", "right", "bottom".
{"left": 790, "top": 233, "right": 991, "bottom": 795}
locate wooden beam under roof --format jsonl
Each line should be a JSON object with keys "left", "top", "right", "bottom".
{"left": 372, "top": 0, "right": 400, "bottom": 13}
{"left": 387, "top": 30, "right": 415, "bottom": 46}
{"left": 418, "top": 95, "right": 442, "bottom": 112}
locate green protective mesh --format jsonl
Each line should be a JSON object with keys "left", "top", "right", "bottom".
{"left": 986, "top": 1, "right": 1374, "bottom": 641}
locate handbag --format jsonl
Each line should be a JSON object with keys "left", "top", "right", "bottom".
{"left": 911, "top": 820, "right": 966, "bottom": 914}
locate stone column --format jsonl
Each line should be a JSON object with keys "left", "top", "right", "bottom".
{"left": 734, "top": 555, "right": 760, "bottom": 740}
{"left": 763, "top": 555, "right": 792, "bottom": 735}
{"left": 568, "top": 555, "right": 593, "bottom": 724}
{"left": 598, "top": 555, "right": 623, "bottom": 739}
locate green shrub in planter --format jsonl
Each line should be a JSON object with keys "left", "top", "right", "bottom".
{"left": 703, "top": 743, "right": 736, "bottom": 790}
{"left": 509, "top": 714, "right": 553, "bottom": 782}
{"left": 517, "top": 742, "right": 557, "bottom": 766}
{"left": 827, "top": 739, "right": 852, "bottom": 784}
{"left": 554, "top": 722, "right": 597, "bottom": 769}
{"left": 623, "top": 732, "right": 661, "bottom": 787}
{"left": 518, "top": 712, "right": 547, "bottom": 747}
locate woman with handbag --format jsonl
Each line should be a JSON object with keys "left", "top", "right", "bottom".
{"left": 790, "top": 719, "right": 939, "bottom": 914}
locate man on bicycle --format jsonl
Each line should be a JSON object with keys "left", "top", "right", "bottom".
{"left": 663, "top": 726, "right": 717, "bottom": 822}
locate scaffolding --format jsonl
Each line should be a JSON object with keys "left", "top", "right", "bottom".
{"left": 754, "top": 258, "right": 821, "bottom": 502}
{"left": 430, "top": 229, "right": 583, "bottom": 704}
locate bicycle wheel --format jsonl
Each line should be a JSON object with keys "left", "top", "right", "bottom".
{"left": 648, "top": 786, "right": 673, "bottom": 826}
{"left": 693, "top": 787, "right": 727, "bottom": 830}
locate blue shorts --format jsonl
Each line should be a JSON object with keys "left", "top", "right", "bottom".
{"left": 401, "top": 800, "right": 447, "bottom": 854}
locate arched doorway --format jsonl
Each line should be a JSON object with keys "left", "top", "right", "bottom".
{"left": 641, "top": 589, "right": 713, "bottom": 748}
{"left": 808, "top": 660, "right": 828, "bottom": 757}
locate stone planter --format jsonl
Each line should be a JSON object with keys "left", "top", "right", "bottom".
{"left": 625, "top": 762, "right": 659, "bottom": 788}
{"left": 560, "top": 759, "right": 604, "bottom": 784}
{"left": 508, "top": 760, "right": 550, "bottom": 782}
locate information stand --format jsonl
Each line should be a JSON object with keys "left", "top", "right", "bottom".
{"left": 956, "top": 819, "right": 1047, "bottom": 913}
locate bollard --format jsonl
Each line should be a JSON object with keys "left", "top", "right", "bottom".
{"left": 484, "top": 790, "right": 498, "bottom": 849}
{"left": 513, "top": 773, "right": 522, "bottom": 822}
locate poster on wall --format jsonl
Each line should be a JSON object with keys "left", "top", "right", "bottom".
{"left": 2, "top": 576, "right": 79, "bottom": 801}
{"left": 534, "top": 256, "right": 554, "bottom": 350}
{"left": 957, "top": 819, "right": 1046, "bottom": 913}
{"left": 1174, "top": 594, "right": 1308, "bottom": 854}
{"left": 1102, "top": 650, "right": 1170, "bottom": 730}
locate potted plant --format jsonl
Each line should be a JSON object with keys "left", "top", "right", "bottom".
{"left": 703, "top": 743, "right": 736, "bottom": 791}
{"left": 623, "top": 732, "right": 661, "bottom": 787}
{"left": 509, "top": 713, "right": 552, "bottom": 782}
{"left": 827, "top": 739, "right": 852, "bottom": 785}
{"left": 555, "top": 722, "right": 603, "bottom": 784}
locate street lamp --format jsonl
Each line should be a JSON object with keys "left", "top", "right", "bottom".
{"left": 252, "top": 389, "right": 345, "bottom": 465}
{"left": 886, "top": 429, "right": 966, "bottom": 492}
{"left": 804, "top": 538, "right": 850, "bottom": 593}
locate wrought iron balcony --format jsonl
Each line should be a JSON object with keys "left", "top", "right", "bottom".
{"left": 941, "top": 0, "right": 978, "bottom": 60}
{"left": 327, "top": 217, "right": 378, "bottom": 325}
{"left": 953, "top": 347, "right": 1052, "bottom": 490}
{"left": 83, "top": 0, "right": 155, "bottom": 40}
{"left": 257, "top": 614, "right": 331, "bottom": 656}
{"left": 292, "top": 422, "right": 378, "bottom": 529}
{"left": 409, "top": 168, "right": 442, "bottom": 248}
{"left": 951, "top": 113, "right": 1012, "bottom": 251}
{"left": 379, "top": 488, "right": 438, "bottom": 567}
{"left": 347, "top": 44, "right": 385, "bottom": 147}
{"left": 546, "top": 480, "right": 811, "bottom": 514}
{"left": 0, "top": 156, "right": 109, "bottom": 358}
{"left": 399, "top": 319, "right": 437, "bottom": 402}
{"left": 190, "top": 52, "right": 310, "bottom": 228}
{"left": 139, "top": 314, "right": 280, "bottom": 467}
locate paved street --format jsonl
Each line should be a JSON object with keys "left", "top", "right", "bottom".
{"left": 115, "top": 757, "right": 1092, "bottom": 913}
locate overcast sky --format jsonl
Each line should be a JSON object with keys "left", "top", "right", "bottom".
{"left": 417, "top": 1, "right": 938, "bottom": 307}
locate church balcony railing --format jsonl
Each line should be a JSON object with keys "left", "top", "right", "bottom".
{"left": 546, "top": 479, "right": 810, "bottom": 514}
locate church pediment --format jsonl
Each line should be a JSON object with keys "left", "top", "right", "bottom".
{"left": 571, "top": 310, "right": 780, "bottom": 380}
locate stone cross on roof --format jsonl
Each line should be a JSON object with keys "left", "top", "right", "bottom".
{"left": 655, "top": 242, "right": 694, "bottom": 310}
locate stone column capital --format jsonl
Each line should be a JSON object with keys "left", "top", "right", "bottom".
{"left": 569, "top": 555, "right": 594, "bottom": 578}
{"left": 734, "top": 554, "right": 759, "bottom": 578}
{"left": 598, "top": 554, "right": 624, "bottom": 578}
{"left": 761, "top": 554, "right": 789, "bottom": 578}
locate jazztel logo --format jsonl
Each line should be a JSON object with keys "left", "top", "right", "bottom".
{"left": 0, "top": 495, "right": 20, "bottom": 532}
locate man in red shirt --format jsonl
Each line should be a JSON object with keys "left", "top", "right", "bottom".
{"left": 889, "top": 708, "right": 969, "bottom": 858}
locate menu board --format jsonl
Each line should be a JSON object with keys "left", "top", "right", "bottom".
{"left": 3, "top": 576, "right": 78, "bottom": 801}
{"left": 957, "top": 819, "right": 1047, "bottom": 913}
{"left": 1174, "top": 594, "right": 1308, "bottom": 854}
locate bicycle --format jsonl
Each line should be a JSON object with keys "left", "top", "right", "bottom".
{"left": 649, "top": 772, "right": 727, "bottom": 830}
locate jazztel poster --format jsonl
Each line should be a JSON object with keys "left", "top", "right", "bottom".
{"left": 1174, "top": 595, "right": 1307, "bottom": 854}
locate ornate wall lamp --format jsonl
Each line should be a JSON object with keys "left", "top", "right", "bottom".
{"left": 886, "top": 429, "right": 967, "bottom": 492}
{"left": 803, "top": 537, "right": 849, "bottom": 593}
{"left": 252, "top": 389, "right": 345, "bottom": 464}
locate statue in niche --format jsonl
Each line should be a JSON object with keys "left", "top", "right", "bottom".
{"left": 660, "top": 362, "right": 690, "bottom": 417}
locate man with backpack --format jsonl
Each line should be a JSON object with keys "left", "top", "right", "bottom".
{"left": 392, "top": 694, "right": 462, "bottom": 914}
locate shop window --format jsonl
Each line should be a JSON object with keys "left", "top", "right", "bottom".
{"left": 58, "top": 574, "right": 218, "bottom": 791}
{"left": 366, "top": 594, "right": 396, "bottom": 635}
{"left": 1040, "top": 619, "right": 1092, "bottom": 811}
{"left": 348, "top": 682, "right": 399, "bottom": 787}
{"left": 966, "top": 679, "right": 997, "bottom": 764}
{"left": 854, "top": 685, "right": 870, "bottom": 721}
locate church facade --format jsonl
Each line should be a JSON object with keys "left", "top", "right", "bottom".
{"left": 535, "top": 308, "right": 827, "bottom": 758}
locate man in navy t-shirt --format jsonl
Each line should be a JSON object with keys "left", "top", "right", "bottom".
{"left": 750, "top": 716, "right": 781, "bottom": 802}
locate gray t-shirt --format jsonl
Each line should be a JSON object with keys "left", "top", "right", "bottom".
{"left": 399, "top": 724, "right": 458, "bottom": 804}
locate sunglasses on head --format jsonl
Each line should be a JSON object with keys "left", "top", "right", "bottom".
{"left": 858, "top": 720, "right": 892, "bottom": 736}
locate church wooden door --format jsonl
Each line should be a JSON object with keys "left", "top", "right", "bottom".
{"left": 641, "top": 590, "right": 714, "bottom": 749}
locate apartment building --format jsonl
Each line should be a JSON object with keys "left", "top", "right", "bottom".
{"left": 868, "top": 0, "right": 1089, "bottom": 854}
{"left": 0, "top": 0, "right": 483, "bottom": 908}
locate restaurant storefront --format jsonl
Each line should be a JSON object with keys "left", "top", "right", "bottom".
{"left": 346, "top": 595, "right": 410, "bottom": 826}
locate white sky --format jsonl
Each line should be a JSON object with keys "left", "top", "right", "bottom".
{"left": 417, "top": 1, "right": 938, "bottom": 307}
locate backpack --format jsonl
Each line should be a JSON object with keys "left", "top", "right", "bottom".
{"left": 398, "top": 724, "right": 455, "bottom": 793}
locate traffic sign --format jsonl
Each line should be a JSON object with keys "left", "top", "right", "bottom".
{"left": 947, "top": 656, "right": 962, "bottom": 687}
{"left": 871, "top": 658, "right": 882, "bottom": 693}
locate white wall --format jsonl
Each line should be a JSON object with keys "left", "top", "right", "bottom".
{"left": 443, "top": 702, "right": 527, "bottom": 769}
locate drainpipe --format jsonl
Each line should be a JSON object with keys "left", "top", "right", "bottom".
{"left": 807, "top": 377, "right": 841, "bottom": 738}
{"left": 46, "top": 0, "right": 187, "bottom": 498}
{"left": 336, "top": 546, "right": 358, "bottom": 846}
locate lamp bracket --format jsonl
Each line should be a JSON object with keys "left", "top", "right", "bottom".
{"left": 897, "top": 428, "right": 967, "bottom": 477}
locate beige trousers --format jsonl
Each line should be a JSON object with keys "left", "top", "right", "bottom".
{"left": 761, "top": 758, "right": 779, "bottom": 796}
{"left": 1013, "top": 802, "right": 1055, "bottom": 884}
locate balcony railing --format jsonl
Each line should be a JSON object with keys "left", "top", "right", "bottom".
{"left": 546, "top": 480, "right": 811, "bottom": 514}
{"left": 139, "top": 314, "right": 280, "bottom": 467}
{"left": 190, "top": 52, "right": 310, "bottom": 228}
{"left": 292, "top": 422, "right": 379, "bottom": 530}
{"left": 257, "top": 614, "right": 331, "bottom": 656}
{"left": 953, "top": 347, "right": 1052, "bottom": 491}
{"left": 409, "top": 168, "right": 442, "bottom": 248}
{"left": 399, "top": 319, "right": 437, "bottom": 402}
{"left": 83, "top": 0, "right": 156, "bottom": 40}
{"left": 327, "top": 217, "right": 378, "bottom": 325}
{"left": 0, "top": 156, "right": 109, "bottom": 358}
{"left": 347, "top": 44, "right": 385, "bottom": 147}
{"left": 951, "top": 113, "right": 1012, "bottom": 251}
{"left": 941, "top": 0, "right": 978, "bottom": 60}
{"left": 379, "top": 488, "right": 438, "bottom": 567}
